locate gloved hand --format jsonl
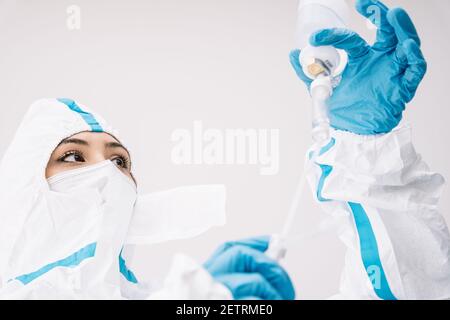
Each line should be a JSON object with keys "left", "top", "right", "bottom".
{"left": 290, "top": 0, "right": 427, "bottom": 135}
{"left": 204, "top": 236, "right": 295, "bottom": 300}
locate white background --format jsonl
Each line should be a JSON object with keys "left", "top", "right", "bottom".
{"left": 0, "top": 0, "right": 449, "bottom": 299}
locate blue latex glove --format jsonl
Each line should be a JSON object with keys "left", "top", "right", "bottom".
{"left": 290, "top": 0, "right": 427, "bottom": 135}
{"left": 204, "top": 236, "right": 295, "bottom": 300}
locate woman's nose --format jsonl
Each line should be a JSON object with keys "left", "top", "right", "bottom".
{"left": 91, "top": 153, "right": 108, "bottom": 165}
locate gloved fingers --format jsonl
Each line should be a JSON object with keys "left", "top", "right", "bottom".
{"left": 207, "top": 245, "right": 295, "bottom": 300}
{"left": 289, "top": 49, "right": 313, "bottom": 87}
{"left": 393, "top": 38, "right": 408, "bottom": 66}
{"left": 401, "top": 39, "right": 427, "bottom": 102}
{"left": 214, "top": 273, "right": 283, "bottom": 300}
{"left": 387, "top": 7, "right": 421, "bottom": 46}
{"left": 310, "top": 28, "right": 371, "bottom": 59}
{"left": 204, "top": 236, "right": 270, "bottom": 269}
{"left": 355, "top": 0, "right": 397, "bottom": 50}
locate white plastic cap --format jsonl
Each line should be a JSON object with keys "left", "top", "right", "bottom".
{"left": 299, "top": 44, "right": 348, "bottom": 78}
{"left": 296, "top": 0, "right": 350, "bottom": 79}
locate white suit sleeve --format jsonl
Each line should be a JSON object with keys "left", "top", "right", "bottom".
{"left": 306, "top": 124, "right": 450, "bottom": 300}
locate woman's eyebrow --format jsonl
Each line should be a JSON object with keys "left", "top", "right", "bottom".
{"left": 105, "top": 142, "right": 130, "bottom": 155}
{"left": 59, "top": 138, "right": 89, "bottom": 146}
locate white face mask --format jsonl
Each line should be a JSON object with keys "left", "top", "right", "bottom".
{"left": 47, "top": 162, "right": 227, "bottom": 249}
{"left": 48, "top": 159, "right": 136, "bottom": 194}
{"left": 47, "top": 160, "right": 137, "bottom": 232}
{"left": 47, "top": 160, "right": 138, "bottom": 291}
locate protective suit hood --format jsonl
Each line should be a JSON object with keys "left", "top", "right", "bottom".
{"left": 0, "top": 99, "right": 226, "bottom": 299}
{"left": 0, "top": 98, "right": 116, "bottom": 282}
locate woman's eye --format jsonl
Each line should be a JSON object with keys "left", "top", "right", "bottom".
{"left": 112, "top": 156, "right": 129, "bottom": 169}
{"left": 60, "top": 152, "right": 85, "bottom": 163}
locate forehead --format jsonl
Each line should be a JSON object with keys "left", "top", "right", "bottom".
{"left": 64, "top": 131, "right": 120, "bottom": 144}
{"left": 53, "top": 131, "right": 132, "bottom": 159}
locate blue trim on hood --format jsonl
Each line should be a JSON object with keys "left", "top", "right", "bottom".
{"left": 57, "top": 98, "right": 103, "bottom": 132}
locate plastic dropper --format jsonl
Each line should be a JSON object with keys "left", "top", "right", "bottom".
{"left": 266, "top": 75, "right": 332, "bottom": 261}
{"left": 266, "top": 0, "right": 349, "bottom": 262}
